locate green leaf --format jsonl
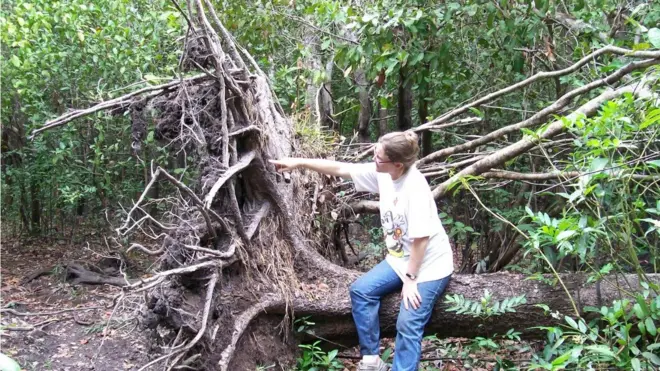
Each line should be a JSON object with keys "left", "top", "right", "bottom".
{"left": 631, "top": 358, "right": 641, "bottom": 371}
{"left": 648, "top": 28, "right": 660, "bottom": 49}
{"left": 557, "top": 230, "right": 577, "bottom": 241}
{"left": 647, "top": 160, "right": 660, "bottom": 169}
{"left": 642, "top": 351, "right": 660, "bottom": 366}
{"left": 551, "top": 349, "right": 573, "bottom": 365}
{"left": 585, "top": 344, "right": 616, "bottom": 359}
{"left": 645, "top": 318, "right": 657, "bottom": 336}
{"left": 565, "top": 316, "right": 579, "bottom": 330}
{"left": 343, "top": 65, "right": 352, "bottom": 78}
{"left": 381, "top": 347, "right": 393, "bottom": 362}
{"left": 468, "top": 107, "right": 484, "bottom": 118}
{"left": 379, "top": 96, "right": 389, "bottom": 109}
{"left": 10, "top": 55, "right": 21, "bottom": 67}
{"left": 641, "top": 108, "right": 660, "bottom": 129}
{"left": 578, "top": 319, "right": 587, "bottom": 334}
{"left": 0, "top": 353, "right": 21, "bottom": 371}
{"left": 590, "top": 157, "right": 609, "bottom": 172}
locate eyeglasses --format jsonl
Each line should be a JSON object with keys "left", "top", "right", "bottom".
{"left": 373, "top": 144, "right": 393, "bottom": 164}
{"left": 374, "top": 156, "right": 393, "bottom": 164}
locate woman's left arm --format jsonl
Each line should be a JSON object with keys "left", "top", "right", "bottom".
{"left": 407, "top": 236, "right": 428, "bottom": 278}
{"left": 401, "top": 236, "right": 429, "bottom": 310}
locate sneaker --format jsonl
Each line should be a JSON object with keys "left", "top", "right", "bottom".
{"left": 357, "top": 357, "right": 388, "bottom": 371}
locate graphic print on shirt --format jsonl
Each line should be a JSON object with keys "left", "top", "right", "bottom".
{"left": 381, "top": 209, "right": 408, "bottom": 258}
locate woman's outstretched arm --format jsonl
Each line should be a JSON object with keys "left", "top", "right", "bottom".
{"left": 269, "top": 158, "right": 353, "bottom": 179}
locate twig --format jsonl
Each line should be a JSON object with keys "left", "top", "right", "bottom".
{"left": 229, "top": 125, "right": 261, "bottom": 137}
{"left": 1, "top": 306, "right": 105, "bottom": 317}
{"left": 2, "top": 317, "right": 68, "bottom": 332}
{"left": 273, "top": 11, "right": 359, "bottom": 45}
{"left": 126, "top": 261, "right": 220, "bottom": 290}
{"left": 126, "top": 243, "right": 165, "bottom": 256}
{"left": 202, "top": 0, "right": 247, "bottom": 70}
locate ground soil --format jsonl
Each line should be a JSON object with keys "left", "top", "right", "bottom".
{"left": 0, "top": 229, "right": 161, "bottom": 371}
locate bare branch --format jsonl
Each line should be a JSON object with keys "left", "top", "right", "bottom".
{"left": 432, "top": 69, "right": 658, "bottom": 199}
{"left": 30, "top": 74, "right": 211, "bottom": 139}
{"left": 481, "top": 170, "right": 660, "bottom": 181}
{"left": 419, "top": 56, "right": 660, "bottom": 165}
{"left": 416, "top": 46, "right": 660, "bottom": 133}
{"left": 171, "top": 272, "right": 218, "bottom": 351}
{"left": 126, "top": 243, "right": 166, "bottom": 256}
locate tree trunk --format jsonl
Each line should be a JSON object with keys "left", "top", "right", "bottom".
{"left": 397, "top": 65, "right": 413, "bottom": 131}
{"left": 320, "top": 58, "right": 335, "bottom": 130}
{"left": 377, "top": 102, "right": 389, "bottom": 137}
{"left": 303, "top": 27, "right": 334, "bottom": 130}
{"left": 281, "top": 273, "right": 660, "bottom": 347}
{"left": 355, "top": 67, "right": 372, "bottom": 144}
{"left": 29, "top": 180, "right": 41, "bottom": 235}
{"left": 419, "top": 93, "right": 432, "bottom": 156}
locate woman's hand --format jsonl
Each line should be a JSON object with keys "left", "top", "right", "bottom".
{"left": 269, "top": 158, "right": 300, "bottom": 172}
{"left": 401, "top": 280, "right": 422, "bottom": 310}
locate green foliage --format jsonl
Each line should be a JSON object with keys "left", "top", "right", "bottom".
{"left": 1, "top": 0, "right": 183, "bottom": 234}
{"left": 444, "top": 289, "right": 527, "bottom": 319}
{"left": 293, "top": 317, "right": 344, "bottom": 371}
{"left": 295, "top": 342, "right": 343, "bottom": 371}
{"left": 530, "top": 286, "right": 660, "bottom": 370}
{"left": 521, "top": 93, "right": 660, "bottom": 274}
{"left": 438, "top": 212, "right": 478, "bottom": 242}
{"left": 424, "top": 330, "right": 525, "bottom": 370}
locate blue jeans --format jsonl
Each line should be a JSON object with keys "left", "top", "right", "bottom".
{"left": 349, "top": 260, "right": 451, "bottom": 371}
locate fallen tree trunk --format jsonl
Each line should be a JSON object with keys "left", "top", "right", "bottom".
{"left": 287, "top": 273, "right": 660, "bottom": 346}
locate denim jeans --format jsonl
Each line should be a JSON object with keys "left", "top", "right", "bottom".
{"left": 349, "top": 260, "right": 451, "bottom": 371}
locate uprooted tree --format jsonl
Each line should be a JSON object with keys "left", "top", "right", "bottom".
{"left": 30, "top": 1, "right": 660, "bottom": 370}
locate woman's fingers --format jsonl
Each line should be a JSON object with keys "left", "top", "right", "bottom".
{"left": 268, "top": 159, "right": 287, "bottom": 172}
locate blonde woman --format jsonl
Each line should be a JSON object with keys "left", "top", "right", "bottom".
{"left": 270, "top": 131, "right": 453, "bottom": 371}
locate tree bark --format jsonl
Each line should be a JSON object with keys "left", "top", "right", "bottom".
{"left": 377, "top": 102, "right": 389, "bottom": 137}
{"left": 419, "top": 92, "right": 432, "bottom": 156}
{"left": 355, "top": 68, "right": 372, "bottom": 144}
{"left": 397, "top": 65, "right": 413, "bottom": 131}
{"left": 287, "top": 272, "right": 660, "bottom": 347}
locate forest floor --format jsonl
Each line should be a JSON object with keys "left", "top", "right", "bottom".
{"left": 0, "top": 228, "right": 161, "bottom": 371}
{"left": 1, "top": 225, "right": 540, "bottom": 371}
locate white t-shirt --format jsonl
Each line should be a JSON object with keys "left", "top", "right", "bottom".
{"left": 349, "top": 163, "right": 454, "bottom": 283}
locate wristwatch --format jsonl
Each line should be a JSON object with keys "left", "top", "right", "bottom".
{"left": 405, "top": 272, "right": 417, "bottom": 281}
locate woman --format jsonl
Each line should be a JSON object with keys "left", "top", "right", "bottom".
{"left": 270, "top": 131, "right": 453, "bottom": 371}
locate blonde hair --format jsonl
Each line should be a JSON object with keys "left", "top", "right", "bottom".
{"left": 378, "top": 130, "right": 419, "bottom": 170}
